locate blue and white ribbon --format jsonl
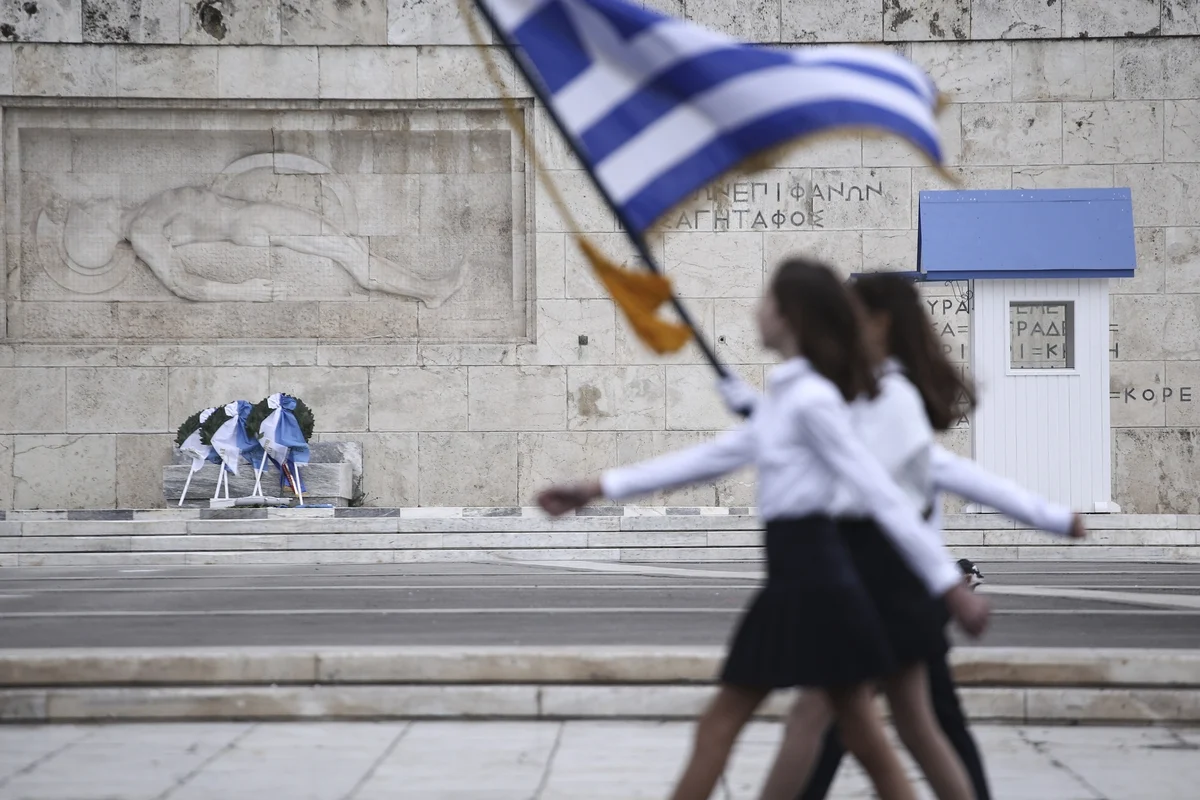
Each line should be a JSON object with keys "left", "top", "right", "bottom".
{"left": 179, "top": 407, "right": 218, "bottom": 474}
{"left": 209, "top": 401, "right": 264, "bottom": 476}
{"left": 258, "top": 393, "right": 311, "bottom": 493}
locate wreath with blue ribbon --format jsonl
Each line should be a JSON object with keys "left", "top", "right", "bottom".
{"left": 245, "top": 396, "right": 315, "bottom": 443}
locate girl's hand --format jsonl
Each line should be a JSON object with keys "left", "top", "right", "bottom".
{"left": 945, "top": 583, "right": 990, "bottom": 638}
{"left": 716, "top": 374, "right": 759, "bottom": 417}
{"left": 537, "top": 479, "right": 603, "bottom": 517}
{"left": 1069, "top": 513, "right": 1087, "bottom": 539}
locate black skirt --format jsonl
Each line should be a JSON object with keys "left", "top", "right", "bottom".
{"left": 837, "top": 519, "right": 949, "bottom": 666}
{"left": 720, "top": 516, "right": 896, "bottom": 690}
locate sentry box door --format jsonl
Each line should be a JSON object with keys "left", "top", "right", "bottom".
{"left": 918, "top": 189, "right": 1136, "bottom": 513}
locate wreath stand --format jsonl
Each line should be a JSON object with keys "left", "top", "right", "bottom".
{"left": 173, "top": 395, "right": 319, "bottom": 508}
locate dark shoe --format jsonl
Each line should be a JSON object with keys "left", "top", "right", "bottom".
{"left": 957, "top": 558, "right": 984, "bottom": 589}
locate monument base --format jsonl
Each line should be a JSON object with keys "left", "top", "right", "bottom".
{"left": 163, "top": 442, "right": 362, "bottom": 508}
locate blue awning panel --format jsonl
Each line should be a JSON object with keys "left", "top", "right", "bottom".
{"left": 918, "top": 188, "right": 1136, "bottom": 280}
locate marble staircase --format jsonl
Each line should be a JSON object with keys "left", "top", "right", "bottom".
{"left": 0, "top": 507, "right": 1196, "bottom": 567}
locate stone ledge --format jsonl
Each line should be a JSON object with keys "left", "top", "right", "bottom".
{"left": 2, "top": 647, "right": 1196, "bottom": 688}
{"left": 0, "top": 685, "right": 542, "bottom": 722}
{"left": 0, "top": 648, "right": 319, "bottom": 686}
{"left": 3, "top": 509, "right": 1198, "bottom": 565}
{"left": 0, "top": 522, "right": 1193, "bottom": 542}
{"left": 6, "top": 545, "right": 1199, "bottom": 567}
{"left": 163, "top": 463, "right": 354, "bottom": 507}
{"left": 1, "top": 685, "right": 1196, "bottom": 724}
{"left": 6, "top": 508, "right": 1200, "bottom": 527}
{"left": 2, "top": 647, "right": 1198, "bottom": 723}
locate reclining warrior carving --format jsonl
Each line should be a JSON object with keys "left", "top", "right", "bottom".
{"left": 37, "top": 152, "right": 465, "bottom": 307}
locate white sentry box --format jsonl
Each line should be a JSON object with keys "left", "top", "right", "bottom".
{"left": 917, "top": 189, "right": 1137, "bottom": 513}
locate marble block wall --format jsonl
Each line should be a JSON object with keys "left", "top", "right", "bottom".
{"left": 0, "top": 0, "right": 1198, "bottom": 511}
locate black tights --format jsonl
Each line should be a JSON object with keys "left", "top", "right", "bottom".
{"left": 796, "top": 653, "right": 990, "bottom": 800}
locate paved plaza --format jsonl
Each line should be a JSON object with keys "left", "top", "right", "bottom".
{"left": 1, "top": 560, "right": 1198, "bottom": 650}
{"left": 2, "top": 559, "right": 1197, "bottom": 795}
{"left": 0, "top": 720, "right": 1195, "bottom": 800}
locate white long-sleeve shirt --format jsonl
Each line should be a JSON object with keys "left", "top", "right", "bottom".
{"left": 830, "top": 364, "right": 934, "bottom": 518}
{"left": 830, "top": 360, "right": 1074, "bottom": 536}
{"left": 600, "top": 358, "right": 962, "bottom": 597}
{"left": 930, "top": 448, "right": 1074, "bottom": 536}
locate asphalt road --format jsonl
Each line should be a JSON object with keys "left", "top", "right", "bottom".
{"left": 0, "top": 560, "right": 1197, "bottom": 649}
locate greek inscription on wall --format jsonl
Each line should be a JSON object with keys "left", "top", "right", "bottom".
{"left": 632, "top": 179, "right": 886, "bottom": 232}
{"left": 926, "top": 295, "right": 972, "bottom": 363}
{"left": 1110, "top": 387, "right": 1193, "bottom": 403}
{"left": 925, "top": 290, "right": 972, "bottom": 429}
{"left": 913, "top": 298, "right": 1187, "bottom": 432}
{"left": 1009, "top": 302, "right": 1074, "bottom": 370}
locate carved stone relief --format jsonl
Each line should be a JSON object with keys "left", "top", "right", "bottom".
{"left": 4, "top": 105, "right": 531, "bottom": 341}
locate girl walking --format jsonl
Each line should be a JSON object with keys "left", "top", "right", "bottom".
{"left": 721, "top": 272, "right": 1086, "bottom": 800}
{"left": 790, "top": 443, "right": 1085, "bottom": 800}
{"left": 538, "top": 259, "right": 987, "bottom": 800}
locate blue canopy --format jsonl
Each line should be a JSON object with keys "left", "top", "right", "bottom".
{"left": 918, "top": 188, "right": 1136, "bottom": 280}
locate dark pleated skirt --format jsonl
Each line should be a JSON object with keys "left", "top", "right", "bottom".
{"left": 837, "top": 519, "right": 949, "bottom": 666}
{"left": 720, "top": 516, "right": 896, "bottom": 690}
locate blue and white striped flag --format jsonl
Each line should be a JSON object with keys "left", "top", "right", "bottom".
{"left": 477, "top": 0, "right": 945, "bottom": 233}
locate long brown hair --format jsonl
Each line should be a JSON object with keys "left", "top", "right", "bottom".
{"left": 770, "top": 258, "right": 878, "bottom": 402}
{"left": 850, "top": 272, "right": 977, "bottom": 430}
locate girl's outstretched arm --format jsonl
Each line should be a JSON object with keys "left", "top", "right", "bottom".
{"left": 931, "top": 447, "right": 1085, "bottom": 538}
{"left": 538, "top": 426, "right": 755, "bottom": 516}
{"left": 601, "top": 426, "right": 754, "bottom": 500}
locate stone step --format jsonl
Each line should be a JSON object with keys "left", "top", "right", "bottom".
{"left": 1, "top": 510, "right": 1197, "bottom": 566}
{"left": 1, "top": 647, "right": 1196, "bottom": 724}
{"left": 3, "top": 512, "right": 1198, "bottom": 535}
{"left": 3, "top": 508, "right": 1195, "bottom": 528}
{"left": 3, "top": 527, "right": 1195, "bottom": 545}
{"left": 4, "top": 545, "right": 1198, "bottom": 568}
{"left": 6, "top": 684, "right": 1195, "bottom": 724}
{"left": 6, "top": 645, "right": 1195, "bottom": 686}
{"left": 8, "top": 529, "right": 1189, "bottom": 548}
{"left": 1, "top": 531, "right": 1195, "bottom": 551}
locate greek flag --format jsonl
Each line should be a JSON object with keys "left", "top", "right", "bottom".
{"left": 477, "top": 0, "right": 944, "bottom": 233}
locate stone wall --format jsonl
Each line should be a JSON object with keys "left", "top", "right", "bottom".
{"left": 0, "top": 1, "right": 1198, "bottom": 511}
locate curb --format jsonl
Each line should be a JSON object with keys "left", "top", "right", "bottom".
{"left": 2, "top": 647, "right": 1198, "bottom": 724}
{"left": 3, "top": 647, "right": 1199, "bottom": 687}
{"left": 4, "top": 685, "right": 1196, "bottom": 725}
